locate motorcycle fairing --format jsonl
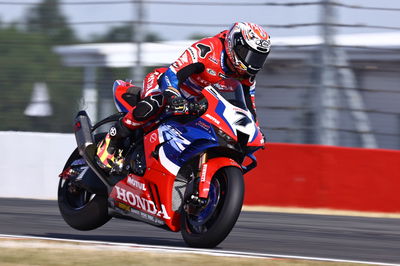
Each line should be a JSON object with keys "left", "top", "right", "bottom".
{"left": 156, "top": 119, "right": 219, "bottom": 176}
{"left": 108, "top": 129, "right": 182, "bottom": 231}
{"left": 108, "top": 80, "right": 264, "bottom": 232}
{"left": 198, "top": 157, "right": 241, "bottom": 198}
{"left": 150, "top": 84, "right": 264, "bottom": 178}
{"left": 202, "top": 87, "right": 259, "bottom": 144}
{"left": 109, "top": 174, "right": 170, "bottom": 226}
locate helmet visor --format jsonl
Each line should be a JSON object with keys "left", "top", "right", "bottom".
{"left": 235, "top": 43, "right": 269, "bottom": 70}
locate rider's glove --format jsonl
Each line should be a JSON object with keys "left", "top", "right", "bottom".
{"left": 164, "top": 87, "right": 188, "bottom": 114}
{"left": 164, "top": 87, "right": 207, "bottom": 116}
{"left": 167, "top": 96, "right": 189, "bottom": 114}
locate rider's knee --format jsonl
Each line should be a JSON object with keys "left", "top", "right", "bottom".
{"left": 133, "top": 94, "right": 164, "bottom": 121}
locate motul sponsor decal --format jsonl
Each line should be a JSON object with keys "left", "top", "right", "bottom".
{"left": 127, "top": 176, "right": 147, "bottom": 191}
{"left": 115, "top": 186, "right": 171, "bottom": 220}
{"left": 205, "top": 114, "right": 220, "bottom": 125}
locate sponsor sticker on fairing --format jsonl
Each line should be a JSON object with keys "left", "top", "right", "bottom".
{"left": 115, "top": 186, "right": 171, "bottom": 220}
{"left": 200, "top": 164, "right": 208, "bottom": 182}
{"left": 208, "top": 56, "right": 218, "bottom": 64}
{"left": 205, "top": 114, "right": 221, "bottom": 125}
{"left": 127, "top": 175, "right": 147, "bottom": 191}
{"left": 149, "top": 132, "right": 158, "bottom": 143}
{"left": 196, "top": 120, "right": 211, "bottom": 132}
{"left": 206, "top": 68, "right": 217, "bottom": 76}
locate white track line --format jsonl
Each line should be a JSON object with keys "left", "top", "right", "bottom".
{"left": 0, "top": 234, "right": 398, "bottom": 265}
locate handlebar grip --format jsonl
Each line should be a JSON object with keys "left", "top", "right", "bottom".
{"left": 188, "top": 102, "right": 207, "bottom": 116}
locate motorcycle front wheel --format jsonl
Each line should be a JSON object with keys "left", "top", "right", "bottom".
{"left": 180, "top": 166, "right": 244, "bottom": 248}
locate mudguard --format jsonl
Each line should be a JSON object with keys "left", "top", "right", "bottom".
{"left": 198, "top": 157, "right": 242, "bottom": 198}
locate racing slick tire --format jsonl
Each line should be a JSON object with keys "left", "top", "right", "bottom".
{"left": 58, "top": 134, "right": 111, "bottom": 231}
{"left": 180, "top": 166, "right": 244, "bottom": 248}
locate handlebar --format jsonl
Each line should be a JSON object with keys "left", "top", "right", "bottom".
{"left": 165, "top": 98, "right": 208, "bottom": 117}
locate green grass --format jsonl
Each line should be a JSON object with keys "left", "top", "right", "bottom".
{"left": 0, "top": 240, "right": 369, "bottom": 266}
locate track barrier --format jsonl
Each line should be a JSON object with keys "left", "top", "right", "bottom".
{"left": 1, "top": 132, "right": 399, "bottom": 212}
{"left": 244, "top": 143, "right": 400, "bottom": 213}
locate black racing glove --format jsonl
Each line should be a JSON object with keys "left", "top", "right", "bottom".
{"left": 168, "top": 96, "right": 189, "bottom": 114}
{"left": 163, "top": 86, "right": 188, "bottom": 114}
{"left": 167, "top": 97, "right": 208, "bottom": 116}
{"left": 164, "top": 87, "right": 207, "bottom": 116}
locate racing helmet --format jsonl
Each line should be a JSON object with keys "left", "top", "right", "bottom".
{"left": 225, "top": 22, "right": 271, "bottom": 75}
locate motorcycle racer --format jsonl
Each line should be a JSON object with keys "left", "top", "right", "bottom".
{"left": 96, "top": 22, "right": 271, "bottom": 172}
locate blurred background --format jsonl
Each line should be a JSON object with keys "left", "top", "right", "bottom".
{"left": 1, "top": 0, "right": 399, "bottom": 149}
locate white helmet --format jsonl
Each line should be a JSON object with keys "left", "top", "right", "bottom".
{"left": 225, "top": 22, "right": 271, "bottom": 75}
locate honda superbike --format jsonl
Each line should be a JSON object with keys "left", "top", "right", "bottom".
{"left": 58, "top": 78, "right": 264, "bottom": 248}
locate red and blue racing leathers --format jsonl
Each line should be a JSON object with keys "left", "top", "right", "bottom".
{"left": 113, "top": 30, "right": 259, "bottom": 132}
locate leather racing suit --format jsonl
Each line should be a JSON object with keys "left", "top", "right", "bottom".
{"left": 98, "top": 30, "right": 262, "bottom": 170}
{"left": 115, "top": 30, "right": 259, "bottom": 132}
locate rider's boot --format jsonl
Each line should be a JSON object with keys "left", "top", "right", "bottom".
{"left": 96, "top": 119, "right": 132, "bottom": 173}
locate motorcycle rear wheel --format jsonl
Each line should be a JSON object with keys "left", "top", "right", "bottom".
{"left": 180, "top": 166, "right": 244, "bottom": 248}
{"left": 58, "top": 134, "right": 111, "bottom": 231}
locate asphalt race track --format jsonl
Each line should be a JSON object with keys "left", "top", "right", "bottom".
{"left": 1, "top": 198, "right": 399, "bottom": 264}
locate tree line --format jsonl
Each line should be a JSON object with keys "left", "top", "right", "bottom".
{"left": 0, "top": 0, "right": 159, "bottom": 132}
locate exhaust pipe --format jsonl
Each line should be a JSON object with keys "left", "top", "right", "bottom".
{"left": 74, "top": 111, "right": 112, "bottom": 190}
{"left": 74, "top": 111, "right": 96, "bottom": 158}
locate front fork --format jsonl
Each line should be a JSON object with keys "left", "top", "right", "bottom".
{"left": 184, "top": 152, "right": 209, "bottom": 213}
{"left": 197, "top": 152, "right": 210, "bottom": 200}
{"left": 186, "top": 152, "right": 243, "bottom": 210}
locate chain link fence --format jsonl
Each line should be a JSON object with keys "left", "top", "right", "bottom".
{"left": 1, "top": 0, "right": 399, "bottom": 149}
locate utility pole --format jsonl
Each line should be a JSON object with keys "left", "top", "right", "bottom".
{"left": 315, "top": 0, "right": 339, "bottom": 145}
{"left": 132, "top": 0, "right": 144, "bottom": 84}
{"left": 336, "top": 49, "right": 378, "bottom": 148}
{"left": 82, "top": 66, "right": 98, "bottom": 122}
{"left": 315, "top": 0, "right": 377, "bottom": 148}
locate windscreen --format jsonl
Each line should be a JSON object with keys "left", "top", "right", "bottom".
{"left": 211, "top": 79, "right": 248, "bottom": 110}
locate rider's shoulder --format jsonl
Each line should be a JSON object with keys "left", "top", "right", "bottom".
{"left": 188, "top": 35, "right": 224, "bottom": 63}
{"left": 191, "top": 36, "right": 220, "bottom": 49}
{"left": 214, "top": 30, "right": 228, "bottom": 40}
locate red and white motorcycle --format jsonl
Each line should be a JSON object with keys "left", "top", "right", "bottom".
{"left": 58, "top": 78, "right": 264, "bottom": 248}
